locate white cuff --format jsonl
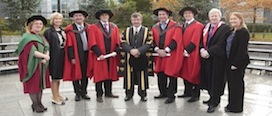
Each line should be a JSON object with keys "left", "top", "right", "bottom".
{"left": 200, "top": 48, "right": 206, "bottom": 53}
{"left": 165, "top": 47, "right": 171, "bottom": 53}
{"left": 154, "top": 47, "right": 159, "bottom": 52}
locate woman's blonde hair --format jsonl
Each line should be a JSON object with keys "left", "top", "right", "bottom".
{"left": 49, "top": 12, "right": 63, "bottom": 25}
{"left": 229, "top": 12, "right": 248, "bottom": 30}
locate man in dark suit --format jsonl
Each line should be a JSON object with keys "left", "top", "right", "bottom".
{"left": 64, "top": 10, "right": 90, "bottom": 101}
{"left": 121, "top": 12, "right": 152, "bottom": 102}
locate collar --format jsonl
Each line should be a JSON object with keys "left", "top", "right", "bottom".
{"left": 75, "top": 23, "right": 84, "bottom": 28}
{"left": 160, "top": 19, "right": 170, "bottom": 25}
{"left": 133, "top": 25, "right": 142, "bottom": 32}
{"left": 185, "top": 18, "right": 195, "bottom": 25}
{"left": 100, "top": 21, "right": 109, "bottom": 25}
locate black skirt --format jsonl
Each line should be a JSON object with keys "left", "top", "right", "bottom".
{"left": 50, "top": 49, "right": 65, "bottom": 80}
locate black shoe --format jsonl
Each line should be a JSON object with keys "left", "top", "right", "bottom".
{"left": 124, "top": 96, "right": 132, "bottom": 101}
{"left": 164, "top": 97, "right": 175, "bottom": 104}
{"left": 97, "top": 97, "right": 103, "bottom": 102}
{"left": 207, "top": 106, "right": 216, "bottom": 113}
{"left": 187, "top": 97, "right": 199, "bottom": 102}
{"left": 31, "top": 104, "right": 44, "bottom": 113}
{"left": 82, "top": 95, "right": 91, "bottom": 100}
{"left": 154, "top": 94, "right": 167, "bottom": 99}
{"left": 177, "top": 94, "right": 191, "bottom": 98}
{"left": 75, "top": 95, "right": 81, "bottom": 101}
{"left": 224, "top": 107, "right": 243, "bottom": 113}
{"left": 105, "top": 94, "right": 119, "bottom": 98}
{"left": 140, "top": 97, "right": 147, "bottom": 102}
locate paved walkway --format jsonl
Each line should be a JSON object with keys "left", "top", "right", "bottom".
{"left": 0, "top": 72, "right": 271, "bottom": 116}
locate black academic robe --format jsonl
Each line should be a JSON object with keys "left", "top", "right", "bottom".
{"left": 200, "top": 24, "right": 230, "bottom": 99}
{"left": 120, "top": 26, "right": 152, "bottom": 90}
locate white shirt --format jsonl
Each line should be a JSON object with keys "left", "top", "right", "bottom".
{"left": 185, "top": 18, "right": 195, "bottom": 25}
{"left": 100, "top": 21, "right": 109, "bottom": 32}
{"left": 133, "top": 25, "right": 142, "bottom": 35}
{"left": 75, "top": 23, "right": 84, "bottom": 31}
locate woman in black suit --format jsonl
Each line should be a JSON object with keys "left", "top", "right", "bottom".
{"left": 44, "top": 12, "right": 67, "bottom": 105}
{"left": 224, "top": 12, "right": 250, "bottom": 113}
{"left": 200, "top": 8, "right": 230, "bottom": 113}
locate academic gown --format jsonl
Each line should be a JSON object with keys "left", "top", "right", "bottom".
{"left": 63, "top": 23, "right": 92, "bottom": 81}
{"left": 87, "top": 22, "right": 120, "bottom": 83}
{"left": 16, "top": 33, "right": 50, "bottom": 93}
{"left": 152, "top": 20, "right": 183, "bottom": 77}
{"left": 180, "top": 21, "right": 204, "bottom": 85}
{"left": 120, "top": 26, "right": 152, "bottom": 90}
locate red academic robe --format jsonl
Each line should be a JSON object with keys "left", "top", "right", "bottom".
{"left": 63, "top": 23, "right": 92, "bottom": 81}
{"left": 180, "top": 21, "right": 204, "bottom": 85}
{"left": 152, "top": 20, "right": 184, "bottom": 77}
{"left": 87, "top": 22, "right": 120, "bottom": 83}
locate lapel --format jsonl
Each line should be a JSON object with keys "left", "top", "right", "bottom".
{"left": 96, "top": 22, "right": 113, "bottom": 38}
{"left": 155, "top": 21, "right": 176, "bottom": 36}
{"left": 208, "top": 24, "right": 224, "bottom": 46}
{"left": 136, "top": 27, "right": 144, "bottom": 46}
{"left": 183, "top": 21, "right": 196, "bottom": 33}
{"left": 50, "top": 26, "right": 60, "bottom": 42}
{"left": 72, "top": 24, "right": 82, "bottom": 41}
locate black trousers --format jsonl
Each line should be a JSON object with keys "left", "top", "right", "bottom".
{"left": 183, "top": 80, "right": 200, "bottom": 98}
{"left": 125, "top": 70, "right": 147, "bottom": 97}
{"left": 225, "top": 64, "right": 246, "bottom": 112}
{"left": 73, "top": 52, "right": 88, "bottom": 96}
{"left": 157, "top": 72, "right": 177, "bottom": 98}
{"left": 95, "top": 80, "right": 113, "bottom": 97}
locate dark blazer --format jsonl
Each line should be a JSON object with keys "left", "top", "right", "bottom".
{"left": 44, "top": 26, "right": 65, "bottom": 78}
{"left": 227, "top": 28, "right": 250, "bottom": 68}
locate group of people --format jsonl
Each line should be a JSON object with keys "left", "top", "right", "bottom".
{"left": 16, "top": 6, "right": 250, "bottom": 114}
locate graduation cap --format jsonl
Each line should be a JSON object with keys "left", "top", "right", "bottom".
{"left": 95, "top": 10, "right": 114, "bottom": 20}
{"left": 179, "top": 6, "right": 198, "bottom": 16}
{"left": 153, "top": 8, "right": 172, "bottom": 16}
{"left": 69, "top": 10, "right": 88, "bottom": 17}
{"left": 26, "top": 15, "right": 47, "bottom": 26}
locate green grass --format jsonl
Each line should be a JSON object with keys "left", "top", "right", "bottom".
{"left": 251, "top": 33, "right": 272, "bottom": 41}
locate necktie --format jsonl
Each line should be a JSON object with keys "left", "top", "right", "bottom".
{"left": 207, "top": 26, "right": 214, "bottom": 48}
{"left": 103, "top": 23, "right": 109, "bottom": 33}
{"left": 79, "top": 26, "right": 88, "bottom": 51}
{"left": 134, "top": 29, "right": 138, "bottom": 47}
{"left": 183, "top": 23, "right": 189, "bottom": 31}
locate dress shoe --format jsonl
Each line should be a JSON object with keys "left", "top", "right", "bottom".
{"left": 97, "top": 97, "right": 103, "bottom": 102}
{"left": 207, "top": 106, "right": 216, "bottom": 113}
{"left": 31, "top": 104, "right": 44, "bottom": 113}
{"left": 224, "top": 107, "right": 243, "bottom": 113}
{"left": 140, "top": 97, "right": 147, "bottom": 102}
{"left": 82, "top": 95, "right": 91, "bottom": 100}
{"left": 105, "top": 94, "right": 119, "bottom": 98}
{"left": 39, "top": 103, "right": 47, "bottom": 111}
{"left": 124, "top": 96, "right": 132, "bottom": 101}
{"left": 154, "top": 94, "right": 167, "bottom": 99}
{"left": 75, "top": 95, "right": 81, "bottom": 101}
{"left": 164, "top": 97, "right": 175, "bottom": 104}
{"left": 177, "top": 94, "right": 191, "bottom": 98}
{"left": 187, "top": 97, "right": 199, "bottom": 102}
{"left": 51, "top": 99, "right": 65, "bottom": 105}
{"left": 60, "top": 97, "right": 68, "bottom": 101}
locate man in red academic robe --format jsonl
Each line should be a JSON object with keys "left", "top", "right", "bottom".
{"left": 152, "top": 8, "right": 183, "bottom": 104}
{"left": 63, "top": 10, "right": 91, "bottom": 101}
{"left": 177, "top": 7, "right": 204, "bottom": 103}
{"left": 88, "top": 10, "right": 120, "bottom": 102}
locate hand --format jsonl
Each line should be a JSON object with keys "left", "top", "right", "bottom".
{"left": 130, "top": 49, "right": 140, "bottom": 58}
{"left": 231, "top": 65, "right": 237, "bottom": 70}
{"left": 200, "top": 49, "right": 209, "bottom": 59}
{"left": 157, "top": 49, "right": 167, "bottom": 57}
{"left": 44, "top": 55, "right": 50, "bottom": 61}
{"left": 41, "top": 59, "right": 47, "bottom": 64}
{"left": 71, "top": 59, "right": 76, "bottom": 64}
{"left": 183, "top": 50, "right": 190, "bottom": 57}
{"left": 98, "top": 55, "right": 105, "bottom": 60}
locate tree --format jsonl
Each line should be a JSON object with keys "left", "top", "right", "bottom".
{"left": 82, "top": 0, "right": 109, "bottom": 23}
{"left": 0, "top": 0, "right": 42, "bottom": 31}
{"left": 182, "top": 0, "right": 213, "bottom": 23}
{"left": 221, "top": 0, "right": 272, "bottom": 37}
{"left": 151, "top": 0, "right": 182, "bottom": 20}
